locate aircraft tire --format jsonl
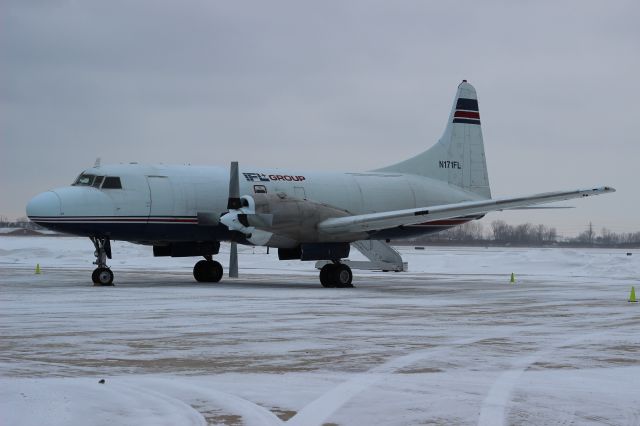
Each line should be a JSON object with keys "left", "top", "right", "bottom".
{"left": 193, "top": 260, "right": 208, "bottom": 282}
{"left": 320, "top": 264, "right": 336, "bottom": 288}
{"left": 333, "top": 264, "right": 353, "bottom": 288}
{"left": 210, "top": 260, "right": 223, "bottom": 283}
{"left": 194, "top": 260, "right": 224, "bottom": 283}
{"left": 93, "top": 267, "right": 114, "bottom": 286}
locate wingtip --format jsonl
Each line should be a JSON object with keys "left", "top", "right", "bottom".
{"left": 592, "top": 186, "right": 616, "bottom": 194}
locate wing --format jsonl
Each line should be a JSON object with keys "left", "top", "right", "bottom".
{"left": 318, "top": 186, "right": 615, "bottom": 234}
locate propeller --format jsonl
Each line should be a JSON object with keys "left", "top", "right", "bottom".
{"left": 229, "top": 241, "right": 238, "bottom": 278}
{"left": 227, "top": 161, "right": 241, "bottom": 210}
{"left": 227, "top": 162, "right": 240, "bottom": 278}
{"left": 221, "top": 161, "right": 275, "bottom": 277}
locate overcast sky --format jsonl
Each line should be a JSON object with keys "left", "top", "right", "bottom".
{"left": 2, "top": 0, "right": 638, "bottom": 235}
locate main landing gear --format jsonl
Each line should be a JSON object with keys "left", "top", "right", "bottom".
{"left": 319, "top": 262, "right": 353, "bottom": 288}
{"left": 193, "top": 255, "right": 223, "bottom": 283}
{"left": 90, "top": 236, "right": 114, "bottom": 286}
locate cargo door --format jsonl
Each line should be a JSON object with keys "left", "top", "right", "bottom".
{"left": 146, "top": 176, "right": 175, "bottom": 220}
{"left": 294, "top": 186, "right": 307, "bottom": 200}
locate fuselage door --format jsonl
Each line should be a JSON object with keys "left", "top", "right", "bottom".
{"left": 294, "top": 186, "right": 307, "bottom": 200}
{"left": 146, "top": 176, "right": 175, "bottom": 219}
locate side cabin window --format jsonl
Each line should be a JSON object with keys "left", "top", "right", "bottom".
{"left": 253, "top": 185, "right": 267, "bottom": 194}
{"left": 102, "top": 176, "right": 122, "bottom": 189}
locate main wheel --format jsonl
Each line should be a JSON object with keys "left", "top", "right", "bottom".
{"left": 193, "top": 260, "right": 208, "bottom": 282}
{"left": 210, "top": 260, "right": 223, "bottom": 282}
{"left": 332, "top": 264, "right": 353, "bottom": 288}
{"left": 320, "top": 264, "right": 337, "bottom": 288}
{"left": 193, "top": 260, "right": 224, "bottom": 283}
{"left": 93, "top": 267, "right": 114, "bottom": 286}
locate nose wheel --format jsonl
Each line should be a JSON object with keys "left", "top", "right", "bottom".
{"left": 92, "top": 267, "right": 114, "bottom": 286}
{"left": 90, "top": 236, "right": 114, "bottom": 286}
{"left": 319, "top": 263, "right": 353, "bottom": 288}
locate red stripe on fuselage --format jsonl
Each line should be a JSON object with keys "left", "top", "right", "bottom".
{"left": 411, "top": 219, "right": 472, "bottom": 226}
{"left": 146, "top": 218, "right": 198, "bottom": 223}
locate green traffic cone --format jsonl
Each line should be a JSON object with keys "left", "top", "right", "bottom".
{"left": 629, "top": 286, "right": 638, "bottom": 303}
{"left": 35, "top": 263, "right": 41, "bottom": 274}
{"left": 510, "top": 272, "right": 515, "bottom": 283}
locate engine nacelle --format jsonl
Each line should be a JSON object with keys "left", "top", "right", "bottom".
{"left": 248, "top": 193, "right": 359, "bottom": 243}
{"left": 220, "top": 192, "right": 366, "bottom": 248}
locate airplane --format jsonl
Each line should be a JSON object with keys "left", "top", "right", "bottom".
{"left": 26, "top": 81, "right": 615, "bottom": 287}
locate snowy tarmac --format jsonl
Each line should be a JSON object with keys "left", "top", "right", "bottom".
{"left": 1, "top": 237, "right": 639, "bottom": 425}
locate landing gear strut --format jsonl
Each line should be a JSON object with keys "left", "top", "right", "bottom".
{"left": 90, "top": 236, "right": 114, "bottom": 286}
{"left": 193, "top": 255, "right": 223, "bottom": 283}
{"left": 319, "top": 262, "right": 353, "bottom": 288}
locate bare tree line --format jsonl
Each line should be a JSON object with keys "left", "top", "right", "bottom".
{"left": 413, "top": 220, "right": 640, "bottom": 247}
{"left": 0, "top": 216, "right": 42, "bottom": 230}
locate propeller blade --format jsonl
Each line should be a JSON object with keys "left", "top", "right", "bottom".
{"left": 227, "top": 161, "right": 241, "bottom": 209}
{"left": 229, "top": 241, "right": 238, "bottom": 278}
{"left": 227, "top": 162, "right": 240, "bottom": 278}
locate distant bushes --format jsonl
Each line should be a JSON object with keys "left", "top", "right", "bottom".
{"left": 0, "top": 216, "right": 42, "bottom": 230}
{"left": 413, "top": 220, "right": 640, "bottom": 248}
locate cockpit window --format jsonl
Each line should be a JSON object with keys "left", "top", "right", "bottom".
{"left": 72, "top": 173, "right": 122, "bottom": 189}
{"left": 92, "top": 176, "right": 105, "bottom": 188}
{"left": 102, "top": 176, "right": 122, "bottom": 189}
{"left": 73, "top": 173, "right": 96, "bottom": 186}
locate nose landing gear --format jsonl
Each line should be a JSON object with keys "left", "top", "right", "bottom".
{"left": 319, "top": 262, "right": 353, "bottom": 288}
{"left": 90, "top": 237, "right": 114, "bottom": 286}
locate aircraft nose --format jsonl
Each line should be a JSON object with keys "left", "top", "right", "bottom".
{"left": 26, "top": 191, "right": 62, "bottom": 219}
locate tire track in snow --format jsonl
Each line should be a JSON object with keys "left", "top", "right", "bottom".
{"left": 287, "top": 335, "right": 494, "bottom": 426}
{"left": 108, "top": 382, "right": 207, "bottom": 426}
{"left": 477, "top": 331, "right": 610, "bottom": 426}
{"left": 125, "top": 377, "right": 284, "bottom": 426}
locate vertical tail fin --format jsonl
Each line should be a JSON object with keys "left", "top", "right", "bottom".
{"left": 375, "top": 80, "right": 491, "bottom": 199}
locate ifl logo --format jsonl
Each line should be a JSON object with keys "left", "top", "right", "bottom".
{"left": 243, "top": 173, "right": 270, "bottom": 182}
{"left": 243, "top": 172, "right": 306, "bottom": 182}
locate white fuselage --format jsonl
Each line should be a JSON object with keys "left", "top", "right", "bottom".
{"left": 27, "top": 163, "right": 482, "bottom": 245}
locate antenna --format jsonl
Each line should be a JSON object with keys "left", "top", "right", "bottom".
{"left": 94, "top": 157, "right": 101, "bottom": 168}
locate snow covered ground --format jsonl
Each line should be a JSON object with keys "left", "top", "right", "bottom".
{"left": 1, "top": 236, "right": 639, "bottom": 425}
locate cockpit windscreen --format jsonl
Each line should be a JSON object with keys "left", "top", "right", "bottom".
{"left": 73, "top": 173, "right": 121, "bottom": 189}
{"left": 73, "top": 173, "right": 96, "bottom": 186}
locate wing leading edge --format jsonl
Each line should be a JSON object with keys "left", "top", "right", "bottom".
{"left": 318, "top": 186, "right": 615, "bottom": 235}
